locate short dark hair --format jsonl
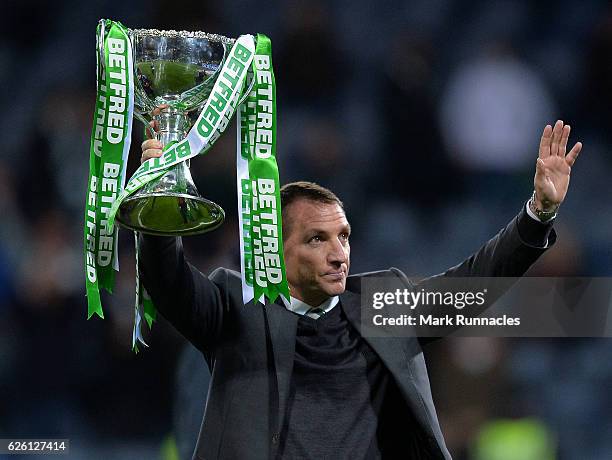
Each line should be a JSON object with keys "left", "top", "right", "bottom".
{"left": 280, "top": 181, "right": 344, "bottom": 238}
{"left": 280, "top": 181, "right": 343, "bottom": 209}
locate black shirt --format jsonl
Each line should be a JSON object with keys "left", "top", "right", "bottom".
{"left": 278, "top": 303, "right": 431, "bottom": 459}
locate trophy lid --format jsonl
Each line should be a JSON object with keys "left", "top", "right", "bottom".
{"left": 129, "top": 27, "right": 234, "bottom": 44}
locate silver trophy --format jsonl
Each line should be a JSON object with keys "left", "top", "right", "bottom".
{"left": 115, "top": 28, "right": 237, "bottom": 236}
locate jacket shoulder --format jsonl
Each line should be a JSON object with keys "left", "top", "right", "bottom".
{"left": 208, "top": 266, "right": 241, "bottom": 285}
{"left": 346, "top": 267, "right": 411, "bottom": 293}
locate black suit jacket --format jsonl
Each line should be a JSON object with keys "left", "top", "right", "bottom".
{"left": 140, "top": 206, "right": 555, "bottom": 460}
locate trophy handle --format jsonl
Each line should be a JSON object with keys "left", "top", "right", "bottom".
{"left": 134, "top": 111, "right": 157, "bottom": 139}
{"left": 97, "top": 20, "right": 106, "bottom": 83}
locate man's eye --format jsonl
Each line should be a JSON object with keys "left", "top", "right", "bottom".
{"left": 340, "top": 233, "right": 350, "bottom": 241}
{"left": 309, "top": 236, "right": 321, "bottom": 243}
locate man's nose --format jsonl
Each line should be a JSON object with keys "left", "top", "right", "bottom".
{"left": 327, "top": 239, "right": 347, "bottom": 266}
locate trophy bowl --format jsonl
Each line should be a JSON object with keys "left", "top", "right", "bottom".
{"left": 115, "top": 28, "right": 235, "bottom": 236}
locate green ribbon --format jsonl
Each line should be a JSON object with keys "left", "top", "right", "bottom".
{"left": 84, "top": 20, "right": 133, "bottom": 319}
{"left": 237, "top": 34, "right": 290, "bottom": 305}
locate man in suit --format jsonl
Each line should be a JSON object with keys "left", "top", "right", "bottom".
{"left": 140, "top": 120, "right": 582, "bottom": 459}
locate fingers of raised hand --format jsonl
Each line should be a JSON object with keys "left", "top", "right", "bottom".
{"left": 550, "top": 120, "right": 564, "bottom": 156}
{"left": 150, "top": 104, "right": 168, "bottom": 117}
{"left": 141, "top": 139, "right": 163, "bottom": 164}
{"left": 145, "top": 104, "right": 167, "bottom": 139}
{"left": 141, "top": 148, "right": 163, "bottom": 164}
{"left": 146, "top": 120, "right": 159, "bottom": 139}
{"left": 559, "top": 124, "right": 570, "bottom": 156}
{"left": 141, "top": 138, "right": 162, "bottom": 151}
{"left": 539, "top": 124, "right": 553, "bottom": 158}
{"left": 565, "top": 142, "right": 582, "bottom": 167}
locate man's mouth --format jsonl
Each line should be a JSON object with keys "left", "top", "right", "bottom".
{"left": 322, "top": 271, "right": 345, "bottom": 280}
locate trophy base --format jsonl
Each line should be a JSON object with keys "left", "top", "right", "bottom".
{"left": 116, "top": 193, "right": 225, "bottom": 236}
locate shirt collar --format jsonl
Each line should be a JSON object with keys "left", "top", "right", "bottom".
{"left": 283, "top": 295, "right": 340, "bottom": 316}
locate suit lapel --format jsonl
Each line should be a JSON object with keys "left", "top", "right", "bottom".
{"left": 340, "top": 289, "right": 441, "bottom": 442}
{"left": 264, "top": 299, "right": 298, "bottom": 433}
{"left": 340, "top": 290, "right": 410, "bottom": 372}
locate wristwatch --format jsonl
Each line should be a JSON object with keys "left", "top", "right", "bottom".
{"left": 529, "top": 190, "right": 559, "bottom": 222}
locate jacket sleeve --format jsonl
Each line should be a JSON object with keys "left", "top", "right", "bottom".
{"left": 437, "top": 204, "right": 556, "bottom": 278}
{"left": 403, "top": 205, "right": 557, "bottom": 341}
{"left": 138, "top": 234, "right": 226, "bottom": 353}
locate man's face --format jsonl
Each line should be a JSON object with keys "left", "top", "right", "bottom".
{"left": 282, "top": 199, "right": 351, "bottom": 306}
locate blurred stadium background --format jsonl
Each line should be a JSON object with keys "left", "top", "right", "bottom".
{"left": 1, "top": 0, "right": 612, "bottom": 458}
